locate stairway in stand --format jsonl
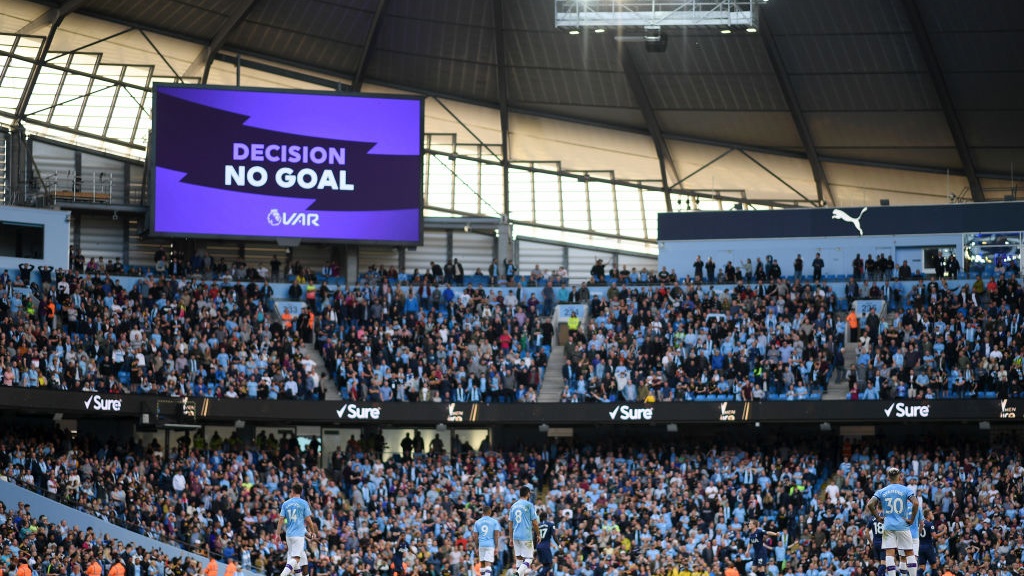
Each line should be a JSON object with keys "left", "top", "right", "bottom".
{"left": 823, "top": 319, "right": 860, "bottom": 400}
{"left": 302, "top": 342, "right": 342, "bottom": 401}
{"left": 537, "top": 331, "right": 565, "bottom": 403}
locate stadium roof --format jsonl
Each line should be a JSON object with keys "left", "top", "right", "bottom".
{"left": 3, "top": 0, "right": 1023, "bottom": 211}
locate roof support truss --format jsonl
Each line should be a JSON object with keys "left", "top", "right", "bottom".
{"left": 350, "top": 0, "right": 389, "bottom": 92}
{"left": 759, "top": 8, "right": 835, "bottom": 207}
{"left": 17, "top": 0, "right": 89, "bottom": 35}
{"left": 13, "top": 2, "right": 82, "bottom": 125}
{"left": 901, "top": 0, "right": 984, "bottom": 202}
{"left": 183, "top": 0, "right": 258, "bottom": 83}
{"left": 493, "top": 0, "right": 511, "bottom": 219}
{"left": 621, "top": 45, "right": 681, "bottom": 212}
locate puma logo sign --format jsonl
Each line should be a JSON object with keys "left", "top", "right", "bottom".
{"left": 832, "top": 207, "right": 868, "bottom": 236}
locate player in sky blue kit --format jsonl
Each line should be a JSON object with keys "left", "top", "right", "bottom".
{"left": 508, "top": 485, "right": 540, "bottom": 576}
{"left": 747, "top": 519, "right": 779, "bottom": 575}
{"left": 535, "top": 510, "right": 557, "bottom": 576}
{"left": 473, "top": 504, "right": 503, "bottom": 576}
{"left": 902, "top": 495, "right": 926, "bottom": 576}
{"left": 277, "top": 483, "right": 317, "bottom": 576}
{"left": 867, "top": 467, "right": 920, "bottom": 576}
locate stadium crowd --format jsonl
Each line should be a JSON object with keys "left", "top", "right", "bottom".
{"left": 2, "top": 259, "right": 1022, "bottom": 405}
{"left": 0, "top": 499, "right": 206, "bottom": 576}
{"left": 0, "top": 270, "right": 327, "bottom": 401}
{"left": 843, "top": 274, "right": 1023, "bottom": 400}
{"left": 2, "top": 421, "right": 1023, "bottom": 576}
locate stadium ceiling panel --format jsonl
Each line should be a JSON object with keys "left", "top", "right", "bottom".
{"left": 1, "top": 0, "right": 1022, "bottom": 209}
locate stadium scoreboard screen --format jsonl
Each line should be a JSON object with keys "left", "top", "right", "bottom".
{"left": 151, "top": 84, "right": 423, "bottom": 243}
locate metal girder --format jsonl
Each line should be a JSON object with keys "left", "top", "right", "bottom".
{"left": 182, "top": 0, "right": 258, "bottom": 82}
{"left": 0, "top": 45, "right": 150, "bottom": 91}
{"left": 349, "top": 0, "right": 389, "bottom": 92}
{"left": 739, "top": 149, "right": 816, "bottom": 205}
{"left": 621, "top": 45, "right": 681, "bottom": 212}
{"left": 37, "top": 0, "right": 1015, "bottom": 188}
{"left": 759, "top": 8, "right": 835, "bottom": 207}
{"left": 45, "top": 27, "right": 134, "bottom": 63}
{"left": 17, "top": 0, "right": 89, "bottom": 35}
{"left": 13, "top": 8, "right": 72, "bottom": 126}
{"left": 428, "top": 147, "right": 817, "bottom": 210}
{"left": 901, "top": 0, "right": 984, "bottom": 202}
{"left": 493, "top": 0, "right": 511, "bottom": 219}
{"left": 139, "top": 30, "right": 183, "bottom": 83}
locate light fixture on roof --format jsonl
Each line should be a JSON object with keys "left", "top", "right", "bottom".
{"left": 569, "top": 28, "right": 581, "bottom": 35}
{"left": 594, "top": 27, "right": 606, "bottom": 33}
{"left": 555, "top": 1, "right": 766, "bottom": 31}
{"left": 720, "top": 28, "right": 732, "bottom": 34}
{"left": 643, "top": 25, "right": 662, "bottom": 41}
{"left": 746, "top": 26, "right": 757, "bottom": 32}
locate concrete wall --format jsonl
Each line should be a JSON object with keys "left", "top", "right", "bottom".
{"left": 658, "top": 232, "right": 967, "bottom": 280}
{"left": 0, "top": 205, "right": 70, "bottom": 270}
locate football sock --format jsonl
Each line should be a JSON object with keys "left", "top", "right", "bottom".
{"left": 516, "top": 560, "right": 531, "bottom": 576}
{"left": 905, "top": 555, "right": 918, "bottom": 576}
{"left": 280, "top": 563, "right": 294, "bottom": 576}
{"left": 885, "top": 556, "right": 896, "bottom": 574}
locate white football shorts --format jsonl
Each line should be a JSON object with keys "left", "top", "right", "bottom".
{"left": 513, "top": 540, "right": 535, "bottom": 560}
{"left": 881, "top": 530, "right": 913, "bottom": 551}
{"left": 478, "top": 546, "right": 495, "bottom": 563}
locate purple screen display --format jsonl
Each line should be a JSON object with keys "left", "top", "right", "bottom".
{"left": 152, "top": 85, "right": 422, "bottom": 242}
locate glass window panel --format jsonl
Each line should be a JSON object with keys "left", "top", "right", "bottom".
{"left": 426, "top": 155, "right": 454, "bottom": 210}
{"left": 4, "top": 69, "right": 33, "bottom": 84}
{"left": 428, "top": 137, "right": 454, "bottom": 155}
{"left": 105, "top": 125, "right": 135, "bottom": 142}
{"left": 0, "top": 81, "right": 27, "bottom": 113}
{"left": 120, "top": 87, "right": 146, "bottom": 107}
{"left": 30, "top": 70, "right": 62, "bottom": 87}
{"left": 532, "top": 171, "right": 562, "bottom": 227}
{"left": 84, "top": 84, "right": 116, "bottom": 121}
{"left": 122, "top": 68, "right": 150, "bottom": 84}
{"left": 587, "top": 181, "right": 616, "bottom": 235}
{"left": 478, "top": 163, "right": 503, "bottom": 217}
{"left": 51, "top": 99, "right": 87, "bottom": 125}
{"left": 615, "top": 186, "right": 645, "bottom": 239}
{"left": 14, "top": 44, "right": 40, "bottom": 58}
{"left": 452, "top": 157, "right": 482, "bottom": 214}
{"left": 643, "top": 191, "right": 665, "bottom": 242}
{"left": 69, "top": 54, "right": 99, "bottom": 69}
{"left": 59, "top": 74, "right": 92, "bottom": 91}
{"left": 508, "top": 169, "right": 534, "bottom": 222}
{"left": 25, "top": 93, "right": 58, "bottom": 114}
{"left": 561, "top": 178, "right": 590, "bottom": 231}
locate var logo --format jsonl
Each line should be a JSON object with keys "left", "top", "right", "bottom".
{"left": 883, "top": 402, "right": 930, "bottom": 418}
{"left": 267, "top": 209, "right": 320, "bottom": 227}
{"left": 608, "top": 405, "right": 654, "bottom": 421}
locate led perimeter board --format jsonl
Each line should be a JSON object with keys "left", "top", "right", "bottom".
{"left": 151, "top": 85, "right": 423, "bottom": 243}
